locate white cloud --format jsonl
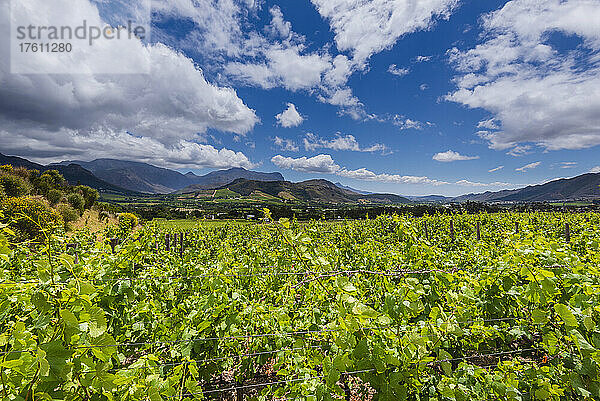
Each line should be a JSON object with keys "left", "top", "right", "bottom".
{"left": 272, "top": 154, "right": 512, "bottom": 189}
{"left": 0, "top": 0, "right": 258, "bottom": 169}
{"left": 489, "top": 165, "right": 504, "bottom": 172}
{"left": 420, "top": 83, "right": 429, "bottom": 91}
{"left": 455, "top": 180, "right": 511, "bottom": 187}
{"left": 393, "top": 116, "right": 432, "bottom": 130}
{"left": 271, "top": 154, "right": 341, "bottom": 174}
{"left": 447, "top": 0, "right": 600, "bottom": 152}
{"left": 0, "top": 127, "right": 256, "bottom": 169}
{"left": 273, "top": 136, "right": 299, "bottom": 152}
{"left": 478, "top": 118, "right": 500, "bottom": 130}
{"left": 590, "top": 166, "right": 600, "bottom": 173}
{"left": 516, "top": 161, "right": 541, "bottom": 172}
{"left": 275, "top": 103, "right": 304, "bottom": 128}
{"left": 388, "top": 64, "right": 410, "bottom": 77}
{"left": 310, "top": 0, "right": 459, "bottom": 64}
{"left": 433, "top": 150, "right": 480, "bottom": 162}
{"left": 416, "top": 55, "right": 432, "bottom": 62}
{"left": 559, "top": 161, "right": 577, "bottom": 169}
{"left": 303, "top": 133, "right": 389, "bottom": 154}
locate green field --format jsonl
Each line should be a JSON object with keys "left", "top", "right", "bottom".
{"left": 151, "top": 218, "right": 253, "bottom": 229}
{"left": 2, "top": 212, "right": 600, "bottom": 399}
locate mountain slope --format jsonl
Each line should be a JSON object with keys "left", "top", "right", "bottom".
{"left": 454, "top": 173, "right": 600, "bottom": 202}
{"left": 57, "top": 159, "right": 285, "bottom": 194}
{"left": 334, "top": 182, "right": 373, "bottom": 195}
{"left": 209, "top": 178, "right": 411, "bottom": 204}
{"left": 55, "top": 159, "right": 192, "bottom": 193}
{"left": 0, "top": 153, "right": 131, "bottom": 193}
{"left": 176, "top": 168, "right": 284, "bottom": 193}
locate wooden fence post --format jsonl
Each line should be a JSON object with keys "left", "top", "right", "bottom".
{"left": 565, "top": 223, "right": 570, "bottom": 243}
{"left": 179, "top": 233, "right": 184, "bottom": 258}
{"left": 476, "top": 221, "right": 481, "bottom": 241}
{"left": 515, "top": 222, "right": 519, "bottom": 234}
{"left": 424, "top": 222, "right": 429, "bottom": 241}
{"left": 450, "top": 220, "right": 455, "bottom": 241}
{"left": 165, "top": 234, "right": 170, "bottom": 252}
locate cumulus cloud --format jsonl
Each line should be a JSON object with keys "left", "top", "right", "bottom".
{"left": 310, "top": 0, "right": 459, "bottom": 64}
{"left": 273, "top": 136, "right": 299, "bottom": 152}
{"left": 516, "top": 161, "right": 541, "bottom": 172}
{"left": 447, "top": 0, "right": 600, "bottom": 152}
{"left": 393, "top": 116, "right": 432, "bottom": 130}
{"left": 388, "top": 64, "right": 410, "bottom": 77}
{"left": 416, "top": 55, "right": 432, "bottom": 62}
{"left": 0, "top": 0, "right": 259, "bottom": 169}
{"left": 275, "top": 103, "right": 304, "bottom": 128}
{"left": 0, "top": 127, "right": 257, "bottom": 169}
{"left": 433, "top": 150, "right": 480, "bottom": 162}
{"left": 303, "top": 133, "right": 389, "bottom": 154}
{"left": 271, "top": 154, "right": 511, "bottom": 189}
{"left": 271, "top": 154, "right": 341, "bottom": 174}
{"left": 455, "top": 180, "right": 511, "bottom": 187}
{"left": 489, "top": 165, "right": 504, "bottom": 173}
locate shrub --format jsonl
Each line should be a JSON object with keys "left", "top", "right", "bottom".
{"left": 118, "top": 213, "right": 138, "bottom": 232}
{"left": 35, "top": 170, "right": 65, "bottom": 194}
{"left": 0, "top": 196, "right": 63, "bottom": 240}
{"left": 47, "top": 189, "right": 63, "bottom": 205}
{"left": 67, "top": 193, "right": 85, "bottom": 214}
{"left": 56, "top": 203, "right": 79, "bottom": 228}
{"left": 0, "top": 173, "right": 31, "bottom": 197}
{"left": 75, "top": 185, "right": 99, "bottom": 209}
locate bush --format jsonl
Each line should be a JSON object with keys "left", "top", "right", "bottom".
{"left": 0, "top": 173, "right": 31, "bottom": 197}
{"left": 118, "top": 213, "right": 138, "bottom": 232}
{"left": 75, "top": 185, "right": 99, "bottom": 209}
{"left": 47, "top": 189, "right": 63, "bottom": 205}
{"left": 56, "top": 203, "right": 79, "bottom": 228}
{"left": 67, "top": 193, "right": 85, "bottom": 214}
{"left": 0, "top": 196, "right": 63, "bottom": 240}
{"left": 35, "top": 170, "right": 65, "bottom": 194}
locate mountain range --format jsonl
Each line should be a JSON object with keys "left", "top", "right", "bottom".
{"left": 1, "top": 152, "right": 599, "bottom": 203}
{"left": 210, "top": 178, "right": 410, "bottom": 204}
{"left": 53, "top": 159, "right": 284, "bottom": 194}
{"left": 454, "top": 173, "right": 600, "bottom": 203}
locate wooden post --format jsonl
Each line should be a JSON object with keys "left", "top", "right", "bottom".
{"left": 179, "top": 233, "right": 183, "bottom": 258}
{"left": 565, "top": 223, "right": 570, "bottom": 243}
{"left": 515, "top": 222, "right": 519, "bottom": 234}
{"left": 109, "top": 238, "right": 117, "bottom": 253}
{"left": 450, "top": 220, "right": 455, "bottom": 241}
{"left": 165, "top": 234, "right": 170, "bottom": 252}
{"left": 424, "top": 221, "right": 429, "bottom": 241}
{"left": 476, "top": 221, "right": 481, "bottom": 241}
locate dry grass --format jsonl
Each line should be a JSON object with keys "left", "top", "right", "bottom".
{"left": 68, "top": 208, "right": 118, "bottom": 239}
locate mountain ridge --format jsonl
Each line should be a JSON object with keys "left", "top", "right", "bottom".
{"left": 206, "top": 178, "right": 412, "bottom": 204}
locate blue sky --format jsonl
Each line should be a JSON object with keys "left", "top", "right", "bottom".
{"left": 2, "top": 0, "right": 600, "bottom": 196}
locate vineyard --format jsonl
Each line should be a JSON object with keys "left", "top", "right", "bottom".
{"left": 1, "top": 211, "right": 600, "bottom": 400}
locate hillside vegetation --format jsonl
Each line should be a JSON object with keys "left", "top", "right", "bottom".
{"left": 0, "top": 164, "right": 99, "bottom": 240}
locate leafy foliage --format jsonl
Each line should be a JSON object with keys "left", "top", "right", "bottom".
{"left": 1, "top": 212, "right": 600, "bottom": 400}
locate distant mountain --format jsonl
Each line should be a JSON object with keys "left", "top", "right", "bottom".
{"left": 407, "top": 195, "right": 453, "bottom": 203}
{"left": 55, "top": 159, "right": 285, "bottom": 194}
{"left": 176, "top": 168, "right": 284, "bottom": 193}
{"left": 453, "top": 173, "right": 600, "bottom": 203}
{"left": 204, "top": 178, "right": 411, "bottom": 204}
{"left": 334, "top": 182, "right": 373, "bottom": 195}
{"left": 54, "top": 159, "right": 193, "bottom": 193}
{"left": 0, "top": 153, "right": 131, "bottom": 193}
